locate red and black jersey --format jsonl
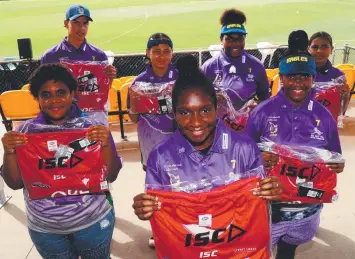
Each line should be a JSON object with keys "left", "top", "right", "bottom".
{"left": 148, "top": 177, "right": 270, "bottom": 259}
{"left": 267, "top": 144, "right": 338, "bottom": 203}
{"left": 62, "top": 61, "right": 111, "bottom": 112}
{"left": 314, "top": 85, "right": 340, "bottom": 121}
{"left": 128, "top": 81, "right": 175, "bottom": 114}
{"left": 16, "top": 130, "right": 108, "bottom": 199}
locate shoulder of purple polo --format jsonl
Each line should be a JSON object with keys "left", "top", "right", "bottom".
{"left": 84, "top": 42, "right": 107, "bottom": 61}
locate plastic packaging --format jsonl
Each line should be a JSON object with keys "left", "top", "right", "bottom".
{"left": 146, "top": 165, "right": 265, "bottom": 193}
{"left": 61, "top": 60, "right": 111, "bottom": 112}
{"left": 129, "top": 81, "right": 175, "bottom": 114}
{"left": 16, "top": 130, "right": 108, "bottom": 199}
{"left": 216, "top": 87, "right": 251, "bottom": 132}
{"left": 313, "top": 76, "right": 348, "bottom": 126}
{"left": 146, "top": 170, "right": 270, "bottom": 259}
{"left": 258, "top": 141, "right": 344, "bottom": 203}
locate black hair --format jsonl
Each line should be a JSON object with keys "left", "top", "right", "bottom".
{"left": 29, "top": 64, "right": 78, "bottom": 98}
{"left": 309, "top": 31, "right": 333, "bottom": 48}
{"left": 220, "top": 9, "right": 247, "bottom": 26}
{"left": 172, "top": 55, "right": 217, "bottom": 112}
{"left": 282, "top": 30, "right": 312, "bottom": 58}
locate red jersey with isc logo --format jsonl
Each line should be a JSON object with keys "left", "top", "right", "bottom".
{"left": 16, "top": 130, "right": 108, "bottom": 199}
{"left": 61, "top": 61, "right": 111, "bottom": 112}
{"left": 265, "top": 144, "right": 338, "bottom": 203}
{"left": 147, "top": 177, "right": 270, "bottom": 259}
{"left": 128, "top": 81, "right": 175, "bottom": 114}
{"left": 314, "top": 85, "right": 340, "bottom": 121}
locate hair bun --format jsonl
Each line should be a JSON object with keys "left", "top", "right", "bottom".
{"left": 220, "top": 9, "right": 246, "bottom": 26}
{"left": 175, "top": 55, "right": 199, "bottom": 78}
{"left": 288, "top": 30, "right": 309, "bottom": 53}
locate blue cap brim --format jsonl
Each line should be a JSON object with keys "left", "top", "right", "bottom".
{"left": 279, "top": 55, "right": 316, "bottom": 75}
{"left": 69, "top": 15, "right": 93, "bottom": 21}
{"left": 221, "top": 28, "right": 247, "bottom": 35}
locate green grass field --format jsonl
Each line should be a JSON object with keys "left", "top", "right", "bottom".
{"left": 1, "top": 0, "right": 355, "bottom": 59}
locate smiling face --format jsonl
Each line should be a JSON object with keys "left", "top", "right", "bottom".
{"left": 64, "top": 16, "right": 89, "bottom": 44}
{"left": 174, "top": 88, "right": 217, "bottom": 150}
{"left": 37, "top": 80, "right": 75, "bottom": 124}
{"left": 308, "top": 37, "right": 333, "bottom": 67}
{"left": 146, "top": 44, "right": 173, "bottom": 71}
{"left": 221, "top": 33, "right": 246, "bottom": 58}
{"left": 281, "top": 74, "right": 313, "bottom": 106}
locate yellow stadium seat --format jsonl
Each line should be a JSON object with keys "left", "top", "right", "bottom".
{"left": 118, "top": 76, "right": 135, "bottom": 85}
{"left": 273, "top": 68, "right": 280, "bottom": 75}
{"left": 108, "top": 88, "right": 119, "bottom": 122}
{"left": 125, "top": 77, "right": 135, "bottom": 85}
{"left": 22, "top": 84, "right": 30, "bottom": 90}
{"left": 0, "top": 90, "right": 40, "bottom": 131}
{"left": 265, "top": 69, "right": 276, "bottom": 85}
{"left": 339, "top": 68, "right": 355, "bottom": 99}
{"left": 271, "top": 74, "right": 281, "bottom": 97}
{"left": 336, "top": 64, "right": 355, "bottom": 70}
{"left": 118, "top": 82, "right": 130, "bottom": 121}
{"left": 111, "top": 78, "right": 123, "bottom": 91}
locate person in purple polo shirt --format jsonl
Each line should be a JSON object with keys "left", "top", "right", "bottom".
{"left": 244, "top": 44, "right": 345, "bottom": 258}
{"left": 201, "top": 9, "right": 270, "bottom": 111}
{"left": 131, "top": 55, "right": 282, "bottom": 226}
{"left": 128, "top": 33, "right": 177, "bottom": 171}
{"left": 1, "top": 64, "right": 122, "bottom": 259}
{"left": 308, "top": 31, "right": 350, "bottom": 114}
{"left": 41, "top": 4, "right": 117, "bottom": 126}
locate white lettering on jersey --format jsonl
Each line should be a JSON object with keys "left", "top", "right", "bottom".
{"left": 222, "top": 133, "right": 228, "bottom": 149}
{"left": 308, "top": 100, "right": 313, "bottom": 111}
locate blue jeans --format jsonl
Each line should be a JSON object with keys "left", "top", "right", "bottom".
{"left": 28, "top": 209, "right": 115, "bottom": 259}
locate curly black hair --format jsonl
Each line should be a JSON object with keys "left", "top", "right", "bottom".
{"left": 172, "top": 55, "right": 217, "bottom": 112}
{"left": 220, "top": 9, "right": 246, "bottom": 26}
{"left": 28, "top": 64, "right": 78, "bottom": 98}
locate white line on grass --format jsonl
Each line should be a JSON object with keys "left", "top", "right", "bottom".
{"left": 97, "top": 12, "right": 149, "bottom": 46}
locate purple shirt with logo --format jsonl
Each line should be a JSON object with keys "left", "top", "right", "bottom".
{"left": 244, "top": 89, "right": 341, "bottom": 153}
{"left": 40, "top": 37, "right": 107, "bottom": 64}
{"left": 146, "top": 120, "right": 264, "bottom": 186}
{"left": 201, "top": 50, "right": 270, "bottom": 110}
{"left": 129, "top": 65, "right": 178, "bottom": 166}
{"left": 1, "top": 104, "right": 122, "bottom": 234}
{"left": 314, "top": 61, "right": 345, "bottom": 86}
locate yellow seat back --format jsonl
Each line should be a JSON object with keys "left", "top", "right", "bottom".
{"left": 336, "top": 64, "right": 355, "bottom": 70}
{"left": 22, "top": 84, "right": 30, "bottom": 90}
{"left": 340, "top": 68, "right": 355, "bottom": 99}
{"left": 271, "top": 74, "right": 280, "bottom": 97}
{"left": 0, "top": 90, "right": 40, "bottom": 120}
{"left": 119, "top": 82, "right": 130, "bottom": 121}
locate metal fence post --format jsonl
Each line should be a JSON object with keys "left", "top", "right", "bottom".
{"left": 343, "top": 43, "right": 349, "bottom": 64}
{"left": 198, "top": 50, "right": 202, "bottom": 67}
{"left": 0, "top": 176, "right": 11, "bottom": 209}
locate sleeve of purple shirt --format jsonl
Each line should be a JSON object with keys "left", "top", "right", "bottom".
{"left": 255, "top": 64, "right": 270, "bottom": 102}
{"left": 244, "top": 108, "right": 262, "bottom": 143}
{"left": 326, "top": 119, "right": 342, "bottom": 154}
{"left": 200, "top": 59, "right": 216, "bottom": 83}
{"left": 145, "top": 150, "right": 163, "bottom": 185}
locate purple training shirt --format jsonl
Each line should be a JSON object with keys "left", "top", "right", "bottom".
{"left": 40, "top": 37, "right": 107, "bottom": 64}
{"left": 129, "top": 65, "right": 178, "bottom": 166}
{"left": 201, "top": 50, "right": 270, "bottom": 110}
{"left": 145, "top": 120, "right": 264, "bottom": 186}
{"left": 244, "top": 89, "right": 341, "bottom": 153}
{"left": 314, "top": 60, "right": 345, "bottom": 86}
